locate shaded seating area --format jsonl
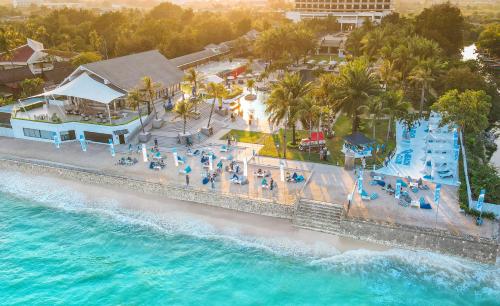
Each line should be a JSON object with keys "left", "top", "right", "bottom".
{"left": 342, "top": 133, "right": 375, "bottom": 168}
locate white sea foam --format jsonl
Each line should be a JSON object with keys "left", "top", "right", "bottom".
{"left": 0, "top": 171, "right": 339, "bottom": 259}
{"left": 1, "top": 170, "right": 499, "bottom": 294}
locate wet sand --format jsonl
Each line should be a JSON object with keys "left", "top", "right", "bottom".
{"left": 38, "top": 171, "right": 390, "bottom": 254}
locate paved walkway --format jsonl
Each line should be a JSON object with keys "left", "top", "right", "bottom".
{"left": 0, "top": 135, "right": 497, "bottom": 239}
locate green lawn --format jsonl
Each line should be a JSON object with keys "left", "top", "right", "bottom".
{"left": 222, "top": 115, "right": 396, "bottom": 166}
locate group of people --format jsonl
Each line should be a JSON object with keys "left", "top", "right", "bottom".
{"left": 226, "top": 160, "right": 240, "bottom": 174}
{"left": 319, "top": 146, "right": 330, "bottom": 161}
{"left": 261, "top": 177, "right": 275, "bottom": 190}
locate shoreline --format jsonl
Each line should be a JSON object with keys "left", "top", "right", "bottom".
{"left": 0, "top": 156, "right": 498, "bottom": 264}
{"left": 0, "top": 168, "right": 390, "bottom": 255}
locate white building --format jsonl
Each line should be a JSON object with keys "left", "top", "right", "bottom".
{"left": 287, "top": 0, "right": 393, "bottom": 29}
{"left": 12, "top": 0, "right": 42, "bottom": 8}
{"left": 5, "top": 50, "right": 183, "bottom": 145}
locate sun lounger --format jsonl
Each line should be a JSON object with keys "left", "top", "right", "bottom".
{"left": 179, "top": 165, "right": 192, "bottom": 174}
{"left": 396, "top": 154, "right": 403, "bottom": 164}
{"left": 361, "top": 190, "right": 370, "bottom": 200}
{"left": 419, "top": 197, "right": 432, "bottom": 209}
{"left": 439, "top": 173, "right": 453, "bottom": 179}
{"left": 437, "top": 169, "right": 450, "bottom": 174}
{"left": 410, "top": 201, "right": 420, "bottom": 208}
{"left": 187, "top": 149, "right": 200, "bottom": 156}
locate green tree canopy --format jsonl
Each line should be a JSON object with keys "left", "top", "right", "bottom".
{"left": 70, "top": 51, "right": 102, "bottom": 67}
{"left": 476, "top": 23, "right": 500, "bottom": 57}
{"left": 415, "top": 3, "right": 465, "bottom": 57}
{"left": 20, "top": 78, "right": 45, "bottom": 98}
{"left": 431, "top": 89, "right": 491, "bottom": 134}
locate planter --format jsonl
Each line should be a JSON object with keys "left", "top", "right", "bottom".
{"left": 152, "top": 118, "right": 164, "bottom": 129}
{"left": 215, "top": 108, "right": 228, "bottom": 116}
{"left": 138, "top": 132, "right": 152, "bottom": 143}
{"left": 178, "top": 132, "right": 192, "bottom": 145}
{"left": 200, "top": 126, "right": 213, "bottom": 136}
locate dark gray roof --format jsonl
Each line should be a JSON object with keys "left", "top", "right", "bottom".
{"left": 343, "top": 132, "right": 375, "bottom": 146}
{"left": 82, "top": 50, "right": 183, "bottom": 91}
{"left": 170, "top": 49, "right": 221, "bottom": 69}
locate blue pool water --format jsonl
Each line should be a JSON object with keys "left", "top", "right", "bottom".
{"left": 0, "top": 174, "right": 499, "bottom": 305}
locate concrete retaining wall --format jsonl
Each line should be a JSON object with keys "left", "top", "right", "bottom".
{"left": 339, "top": 217, "right": 499, "bottom": 264}
{"left": 0, "top": 127, "right": 13, "bottom": 138}
{"left": 1, "top": 157, "right": 497, "bottom": 263}
{"left": 0, "top": 158, "right": 294, "bottom": 219}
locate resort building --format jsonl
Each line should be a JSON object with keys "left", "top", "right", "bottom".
{"left": 0, "top": 38, "right": 72, "bottom": 74}
{"left": 6, "top": 50, "right": 183, "bottom": 145}
{"left": 287, "top": 0, "right": 393, "bottom": 29}
{"left": 0, "top": 38, "right": 75, "bottom": 97}
{"left": 171, "top": 30, "right": 260, "bottom": 70}
{"left": 317, "top": 32, "right": 348, "bottom": 56}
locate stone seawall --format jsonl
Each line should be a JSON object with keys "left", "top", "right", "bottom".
{"left": 339, "top": 217, "right": 499, "bottom": 264}
{"left": 1, "top": 157, "right": 498, "bottom": 263}
{"left": 0, "top": 158, "right": 294, "bottom": 220}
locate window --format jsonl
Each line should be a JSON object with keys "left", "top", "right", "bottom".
{"left": 23, "top": 128, "right": 55, "bottom": 140}
{"left": 60, "top": 130, "right": 76, "bottom": 141}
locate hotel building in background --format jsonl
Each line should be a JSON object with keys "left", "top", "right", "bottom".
{"left": 287, "top": 0, "right": 393, "bottom": 30}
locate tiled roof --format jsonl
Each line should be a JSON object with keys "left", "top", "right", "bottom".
{"left": 0, "top": 44, "right": 35, "bottom": 63}
{"left": 82, "top": 50, "right": 184, "bottom": 90}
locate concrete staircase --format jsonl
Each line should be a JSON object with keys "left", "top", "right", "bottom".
{"left": 293, "top": 199, "right": 344, "bottom": 234}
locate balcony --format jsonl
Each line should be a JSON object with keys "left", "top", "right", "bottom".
{"left": 12, "top": 99, "right": 142, "bottom": 126}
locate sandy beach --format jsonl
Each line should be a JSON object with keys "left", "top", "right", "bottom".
{"left": 3, "top": 168, "right": 390, "bottom": 255}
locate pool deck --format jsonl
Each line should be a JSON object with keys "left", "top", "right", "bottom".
{"left": 0, "top": 135, "right": 497, "bottom": 240}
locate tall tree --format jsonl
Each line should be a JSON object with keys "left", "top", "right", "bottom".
{"left": 265, "top": 73, "right": 311, "bottom": 157}
{"left": 141, "top": 76, "right": 161, "bottom": 119}
{"left": 477, "top": 24, "right": 500, "bottom": 57}
{"left": 126, "top": 89, "right": 146, "bottom": 134}
{"left": 408, "top": 58, "right": 443, "bottom": 115}
{"left": 205, "top": 82, "right": 227, "bottom": 129}
{"left": 358, "top": 97, "right": 389, "bottom": 139}
{"left": 173, "top": 100, "right": 197, "bottom": 134}
{"left": 246, "top": 79, "right": 255, "bottom": 94}
{"left": 332, "top": 58, "right": 380, "bottom": 132}
{"left": 415, "top": 3, "right": 465, "bottom": 57}
{"left": 380, "top": 90, "right": 410, "bottom": 141}
{"left": 431, "top": 89, "right": 491, "bottom": 134}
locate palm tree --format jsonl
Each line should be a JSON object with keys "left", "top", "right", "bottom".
{"left": 382, "top": 90, "right": 410, "bottom": 142}
{"left": 173, "top": 100, "right": 197, "bottom": 135}
{"left": 246, "top": 79, "right": 255, "bottom": 94}
{"left": 360, "top": 28, "right": 386, "bottom": 61}
{"left": 141, "top": 76, "right": 161, "bottom": 119}
{"left": 297, "top": 96, "right": 322, "bottom": 159}
{"left": 358, "top": 97, "right": 389, "bottom": 139}
{"left": 379, "top": 59, "right": 401, "bottom": 90}
{"left": 205, "top": 82, "right": 227, "bottom": 129}
{"left": 265, "top": 73, "right": 311, "bottom": 157}
{"left": 184, "top": 68, "right": 201, "bottom": 97}
{"left": 126, "top": 89, "right": 146, "bottom": 134}
{"left": 409, "top": 59, "right": 442, "bottom": 116}
{"left": 332, "top": 58, "right": 380, "bottom": 132}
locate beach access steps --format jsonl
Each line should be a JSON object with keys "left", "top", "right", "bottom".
{"left": 293, "top": 199, "right": 343, "bottom": 234}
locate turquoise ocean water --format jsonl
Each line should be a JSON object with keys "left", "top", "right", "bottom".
{"left": 0, "top": 172, "right": 499, "bottom": 305}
